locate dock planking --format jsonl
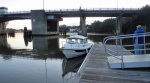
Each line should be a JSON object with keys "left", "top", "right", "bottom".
{"left": 73, "top": 44, "right": 150, "bottom": 83}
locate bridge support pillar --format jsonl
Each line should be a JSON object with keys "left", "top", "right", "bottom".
{"left": 31, "top": 10, "right": 62, "bottom": 36}
{"left": 116, "top": 16, "right": 122, "bottom": 35}
{"left": 80, "top": 16, "right": 86, "bottom": 35}
{"left": 0, "top": 22, "right": 6, "bottom": 35}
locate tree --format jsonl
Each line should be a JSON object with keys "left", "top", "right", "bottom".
{"left": 102, "top": 18, "right": 116, "bottom": 34}
{"left": 132, "top": 5, "right": 150, "bottom": 32}
{"left": 89, "top": 21, "right": 102, "bottom": 33}
{"left": 122, "top": 17, "right": 132, "bottom": 34}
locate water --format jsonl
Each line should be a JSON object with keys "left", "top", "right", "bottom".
{"left": 0, "top": 33, "right": 104, "bottom": 83}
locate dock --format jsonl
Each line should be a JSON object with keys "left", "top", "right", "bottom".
{"left": 72, "top": 44, "right": 150, "bottom": 83}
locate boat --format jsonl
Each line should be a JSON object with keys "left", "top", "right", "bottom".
{"left": 61, "top": 35, "right": 93, "bottom": 59}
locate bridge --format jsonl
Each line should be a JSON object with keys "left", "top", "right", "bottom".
{"left": 0, "top": 7, "right": 140, "bottom": 35}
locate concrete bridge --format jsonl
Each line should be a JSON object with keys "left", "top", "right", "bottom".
{"left": 0, "top": 7, "right": 140, "bottom": 35}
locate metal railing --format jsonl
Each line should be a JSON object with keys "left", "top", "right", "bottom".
{"left": 2, "top": 8, "right": 140, "bottom": 15}
{"left": 103, "top": 32, "right": 150, "bottom": 68}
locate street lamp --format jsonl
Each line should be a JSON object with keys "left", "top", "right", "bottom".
{"left": 43, "top": 0, "right": 44, "bottom": 9}
{"left": 117, "top": 0, "right": 118, "bottom": 9}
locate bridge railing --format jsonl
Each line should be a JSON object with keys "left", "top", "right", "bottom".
{"left": 4, "top": 11, "right": 30, "bottom": 14}
{"left": 3, "top": 8, "right": 140, "bottom": 15}
{"left": 84, "top": 8, "right": 140, "bottom": 11}
{"left": 45, "top": 9, "right": 79, "bottom": 12}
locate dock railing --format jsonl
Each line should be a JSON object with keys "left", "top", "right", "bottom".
{"left": 103, "top": 32, "right": 150, "bottom": 68}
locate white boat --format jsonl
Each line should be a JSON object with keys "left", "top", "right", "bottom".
{"left": 61, "top": 35, "right": 93, "bottom": 59}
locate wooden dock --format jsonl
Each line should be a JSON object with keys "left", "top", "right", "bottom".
{"left": 72, "top": 44, "right": 150, "bottom": 83}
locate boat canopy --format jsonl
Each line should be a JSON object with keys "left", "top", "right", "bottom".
{"left": 67, "top": 35, "right": 87, "bottom": 39}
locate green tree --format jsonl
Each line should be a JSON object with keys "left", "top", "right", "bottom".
{"left": 89, "top": 20, "right": 102, "bottom": 33}
{"left": 122, "top": 17, "right": 132, "bottom": 34}
{"left": 132, "top": 5, "right": 150, "bottom": 32}
{"left": 102, "top": 18, "right": 116, "bottom": 34}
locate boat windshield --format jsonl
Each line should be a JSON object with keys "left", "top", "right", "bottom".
{"left": 67, "top": 39, "right": 76, "bottom": 44}
{"left": 79, "top": 39, "right": 87, "bottom": 44}
{"left": 67, "top": 38, "right": 87, "bottom": 44}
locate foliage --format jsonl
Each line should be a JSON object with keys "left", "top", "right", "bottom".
{"left": 102, "top": 18, "right": 116, "bottom": 33}
{"left": 59, "top": 24, "right": 80, "bottom": 32}
{"left": 122, "top": 17, "right": 133, "bottom": 34}
{"left": 88, "top": 18, "right": 116, "bottom": 34}
{"left": 89, "top": 20, "right": 102, "bottom": 33}
{"left": 132, "top": 5, "right": 150, "bottom": 32}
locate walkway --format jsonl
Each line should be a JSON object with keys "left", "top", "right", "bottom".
{"left": 73, "top": 44, "right": 150, "bottom": 83}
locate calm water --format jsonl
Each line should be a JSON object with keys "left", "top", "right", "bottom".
{"left": 0, "top": 33, "right": 104, "bottom": 83}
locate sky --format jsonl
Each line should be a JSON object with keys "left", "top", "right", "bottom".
{"left": 1, "top": 0, "right": 150, "bottom": 29}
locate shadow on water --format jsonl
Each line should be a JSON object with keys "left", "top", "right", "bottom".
{"left": 61, "top": 55, "right": 86, "bottom": 83}
{"left": 23, "top": 35, "right": 32, "bottom": 46}
{"left": 0, "top": 33, "right": 65, "bottom": 60}
{"left": 0, "top": 33, "right": 85, "bottom": 83}
{"left": 32, "top": 36, "right": 65, "bottom": 59}
{"left": 62, "top": 55, "right": 86, "bottom": 77}
{"left": 8, "top": 32, "right": 15, "bottom": 37}
{"left": 0, "top": 35, "right": 14, "bottom": 60}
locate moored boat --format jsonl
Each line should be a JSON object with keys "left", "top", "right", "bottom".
{"left": 61, "top": 35, "right": 93, "bottom": 59}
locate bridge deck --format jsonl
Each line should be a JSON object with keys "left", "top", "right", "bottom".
{"left": 0, "top": 8, "right": 139, "bottom": 22}
{"left": 73, "top": 44, "right": 150, "bottom": 83}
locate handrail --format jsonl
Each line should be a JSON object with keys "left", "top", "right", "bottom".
{"left": 103, "top": 32, "right": 150, "bottom": 68}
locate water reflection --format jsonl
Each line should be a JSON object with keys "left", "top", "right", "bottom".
{"left": 0, "top": 35, "right": 10, "bottom": 53}
{"left": 0, "top": 35, "right": 13, "bottom": 60}
{"left": 23, "top": 35, "right": 32, "bottom": 46}
{"left": 0, "top": 33, "right": 101, "bottom": 83}
{"left": 0, "top": 33, "right": 65, "bottom": 60}
{"left": 0, "top": 33, "right": 107, "bottom": 60}
{"left": 62, "top": 55, "right": 85, "bottom": 83}
{"left": 8, "top": 32, "right": 15, "bottom": 37}
{"left": 62, "top": 55, "right": 85, "bottom": 77}
{"left": 0, "top": 33, "right": 67, "bottom": 83}
{"left": 32, "top": 36, "right": 64, "bottom": 59}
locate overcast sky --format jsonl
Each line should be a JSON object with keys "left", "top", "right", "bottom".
{"left": 1, "top": 0, "right": 150, "bottom": 29}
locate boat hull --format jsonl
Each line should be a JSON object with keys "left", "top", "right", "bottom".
{"left": 62, "top": 49, "right": 87, "bottom": 59}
